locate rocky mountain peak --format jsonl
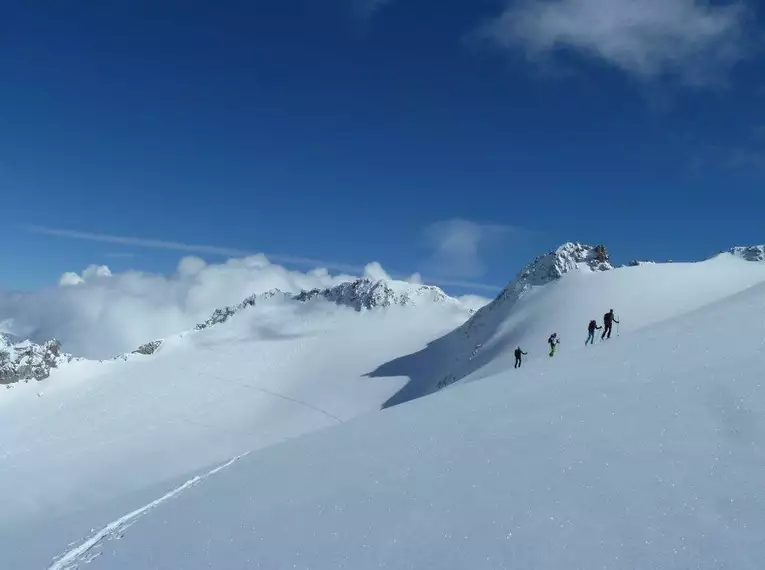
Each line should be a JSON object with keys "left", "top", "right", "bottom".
{"left": 457, "top": 243, "right": 613, "bottom": 345}
{"left": 0, "top": 334, "right": 79, "bottom": 385}
{"left": 515, "top": 242, "right": 613, "bottom": 287}
{"left": 294, "top": 278, "right": 454, "bottom": 311}
{"left": 729, "top": 245, "right": 765, "bottom": 262}
{"left": 194, "top": 279, "right": 462, "bottom": 333}
{"left": 194, "top": 289, "right": 292, "bottom": 331}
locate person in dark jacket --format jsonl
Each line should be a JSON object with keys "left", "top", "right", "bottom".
{"left": 514, "top": 346, "right": 527, "bottom": 368}
{"left": 601, "top": 309, "right": 619, "bottom": 340}
{"left": 586, "top": 319, "right": 601, "bottom": 345}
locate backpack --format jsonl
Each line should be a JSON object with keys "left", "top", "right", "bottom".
{"left": 589, "top": 320, "right": 597, "bottom": 330}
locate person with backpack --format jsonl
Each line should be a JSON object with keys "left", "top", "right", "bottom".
{"left": 548, "top": 333, "right": 560, "bottom": 357}
{"left": 601, "top": 309, "right": 619, "bottom": 340}
{"left": 514, "top": 346, "right": 527, "bottom": 368}
{"left": 586, "top": 319, "right": 602, "bottom": 345}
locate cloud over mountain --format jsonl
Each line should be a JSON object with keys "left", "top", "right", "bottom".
{"left": 0, "top": 255, "right": 402, "bottom": 359}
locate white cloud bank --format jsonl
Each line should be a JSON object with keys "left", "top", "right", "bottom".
{"left": 23, "top": 225, "right": 365, "bottom": 275}
{"left": 0, "top": 256, "right": 492, "bottom": 360}
{"left": 0, "top": 256, "right": 399, "bottom": 360}
{"left": 455, "top": 294, "right": 493, "bottom": 312}
{"left": 479, "top": 0, "right": 750, "bottom": 84}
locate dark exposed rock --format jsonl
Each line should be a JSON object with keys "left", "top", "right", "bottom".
{"left": 133, "top": 340, "right": 163, "bottom": 356}
{"left": 0, "top": 336, "right": 77, "bottom": 385}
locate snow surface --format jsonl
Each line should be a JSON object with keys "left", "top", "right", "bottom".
{"left": 23, "top": 259, "right": 765, "bottom": 570}
{"left": 4, "top": 249, "right": 765, "bottom": 569}
{"left": 0, "top": 285, "right": 472, "bottom": 567}
{"left": 373, "top": 251, "right": 765, "bottom": 406}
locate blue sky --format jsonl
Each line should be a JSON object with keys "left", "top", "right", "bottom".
{"left": 1, "top": 0, "right": 763, "bottom": 295}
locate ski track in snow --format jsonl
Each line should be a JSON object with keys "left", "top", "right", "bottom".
{"left": 46, "top": 453, "right": 249, "bottom": 570}
{"left": 202, "top": 366, "right": 346, "bottom": 425}
{"left": 239, "top": 383, "right": 345, "bottom": 424}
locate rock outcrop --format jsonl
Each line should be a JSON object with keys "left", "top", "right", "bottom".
{"left": 0, "top": 335, "right": 78, "bottom": 385}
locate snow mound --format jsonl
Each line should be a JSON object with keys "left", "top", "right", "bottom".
{"left": 0, "top": 334, "right": 79, "bottom": 385}
{"left": 34, "top": 276, "right": 765, "bottom": 570}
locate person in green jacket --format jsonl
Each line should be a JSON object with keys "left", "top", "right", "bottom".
{"left": 548, "top": 333, "right": 560, "bottom": 357}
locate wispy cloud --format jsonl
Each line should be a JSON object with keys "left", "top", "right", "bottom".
{"left": 751, "top": 124, "right": 765, "bottom": 140}
{"left": 724, "top": 146, "right": 765, "bottom": 171}
{"left": 348, "top": 0, "right": 393, "bottom": 21}
{"left": 22, "top": 225, "right": 503, "bottom": 292}
{"left": 690, "top": 124, "right": 765, "bottom": 174}
{"left": 24, "top": 225, "right": 365, "bottom": 275}
{"left": 422, "top": 219, "right": 517, "bottom": 279}
{"left": 476, "top": 0, "right": 751, "bottom": 85}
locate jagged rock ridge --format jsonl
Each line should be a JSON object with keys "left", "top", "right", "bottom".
{"left": 195, "top": 289, "right": 292, "bottom": 331}
{"left": 484, "top": 242, "right": 612, "bottom": 313}
{"left": 0, "top": 335, "right": 79, "bottom": 385}
{"left": 516, "top": 242, "right": 612, "bottom": 285}
{"left": 133, "top": 340, "right": 163, "bottom": 356}
{"left": 294, "top": 279, "right": 456, "bottom": 311}
{"left": 729, "top": 245, "right": 765, "bottom": 262}
{"left": 194, "top": 279, "right": 462, "bottom": 332}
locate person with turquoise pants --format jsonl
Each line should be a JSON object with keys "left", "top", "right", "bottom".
{"left": 586, "top": 319, "right": 602, "bottom": 345}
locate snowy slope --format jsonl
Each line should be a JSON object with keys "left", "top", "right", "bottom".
{"left": 371, "top": 243, "right": 765, "bottom": 406}
{"left": 29, "top": 264, "right": 765, "bottom": 570}
{"left": 0, "top": 279, "right": 472, "bottom": 543}
{"left": 6, "top": 246, "right": 765, "bottom": 568}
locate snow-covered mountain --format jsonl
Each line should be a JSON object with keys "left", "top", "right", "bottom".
{"left": 7, "top": 242, "right": 765, "bottom": 570}
{"left": 0, "top": 278, "right": 469, "bottom": 373}
{"left": 294, "top": 278, "right": 464, "bottom": 310}
{"left": 4, "top": 244, "right": 765, "bottom": 569}
{"left": 194, "top": 278, "right": 467, "bottom": 332}
{"left": 0, "top": 334, "right": 78, "bottom": 385}
{"left": 514, "top": 242, "right": 613, "bottom": 284}
{"left": 370, "top": 242, "right": 765, "bottom": 406}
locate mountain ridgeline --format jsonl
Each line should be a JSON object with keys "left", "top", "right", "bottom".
{"left": 194, "top": 278, "right": 466, "bottom": 332}
{"left": 0, "top": 279, "right": 469, "bottom": 384}
{"left": 370, "top": 241, "right": 765, "bottom": 408}
{"left": 1, "top": 242, "right": 763, "bottom": 387}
